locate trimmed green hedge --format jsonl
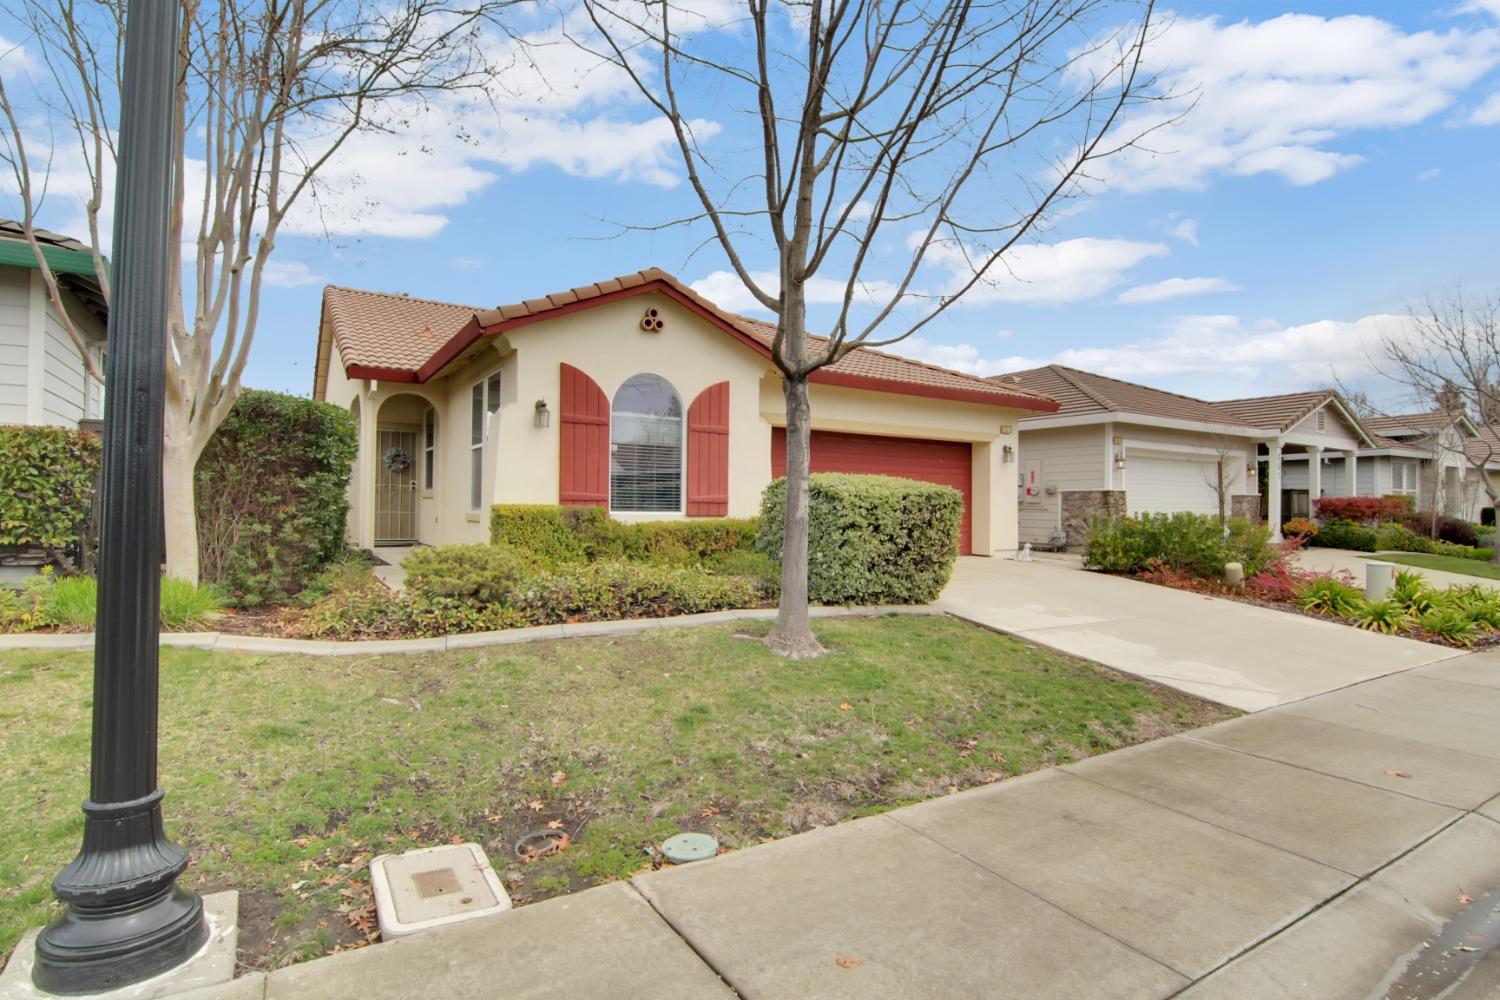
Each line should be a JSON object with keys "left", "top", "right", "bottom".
{"left": 1306, "top": 519, "right": 1378, "bottom": 552}
{"left": 195, "top": 391, "right": 356, "bottom": 606}
{"left": 756, "top": 473, "right": 962, "bottom": 605}
{"left": 490, "top": 504, "right": 757, "bottom": 566}
{"left": 511, "top": 562, "right": 760, "bottom": 623}
{"left": 0, "top": 424, "right": 100, "bottom": 558}
{"left": 1084, "top": 513, "right": 1275, "bottom": 576}
{"left": 403, "top": 543, "right": 537, "bottom": 604}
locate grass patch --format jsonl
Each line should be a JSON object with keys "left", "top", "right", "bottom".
{"left": 0, "top": 615, "right": 1229, "bottom": 972}
{"left": 1372, "top": 553, "right": 1500, "bottom": 581}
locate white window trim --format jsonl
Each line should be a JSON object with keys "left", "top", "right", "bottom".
{"left": 609, "top": 373, "right": 686, "bottom": 515}
{"left": 468, "top": 370, "right": 501, "bottom": 512}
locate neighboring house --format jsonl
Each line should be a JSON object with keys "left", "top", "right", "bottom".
{"left": 1359, "top": 411, "right": 1500, "bottom": 522}
{"left": 313, "top": 268, "right": 1058, "bottom": 555}
{"left": 995, "top": 365, "right": 1267, "bottom": 547}
{"left": 1213, "top": 391, "right": 1376, "bottom": 530}
{"left": 0, "top": 221, "right": 107, "bottom": 427}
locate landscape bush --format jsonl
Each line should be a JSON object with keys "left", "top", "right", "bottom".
{"left": 1084, "top": 513, "right": 1275, "bottom": 578}
{"left": 757, "top": 473, "right": 962, "bottom": 605}
{"left": 1282, "top": 517, "right": 1318, "bottom": 540}
{"left": 1312, "top": 496, "right": 1408, "bottom": 524}
{"left": 1401, "top": 513, "right": 1479, "bottom": 547}
{"left": 195, "top": 391, "right": 356, "bottom": 606}
{"left": 1295, "top": 577, "right": 1364, "bottom": 617}
{"left": 0, "top": 424, "right": 101, "bottom": 565}
{"left": 294, "top": 577, "right": 522, "bottom": 639}
{"left": 491, "top": 504, "right": 758, "bottom": 567}
{"left": 1305, "top": 519, "right": 1378, "bottom": 552}
{"left": 0, "top": 572, "right": 226, "bottom": 632}
{"left": 1373, "top": 522, "right": 1433, "bottom": 554}
{"left": 510, "top": 562, "right": 762, "bottom": 623}
{"left": 403, "top": 543, "right": 536, "bottom": 604}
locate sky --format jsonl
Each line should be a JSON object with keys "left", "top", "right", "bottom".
{"left": 3, "top": 0, "right": 1499, "bottom": 409}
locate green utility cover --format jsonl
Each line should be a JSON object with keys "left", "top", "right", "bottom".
{"left": 662, "top": 832, "right": 718, "bottom": 864}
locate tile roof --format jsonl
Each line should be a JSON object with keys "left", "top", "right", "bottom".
{"left": 994, "top": 364, "right": 1262, "bottom": 427}
{"left": 321, "top": 268, "right": 1058, "bottom": 411}
{"left": 1466, "top": 426, "right": 1500, "bottom": 467}
{"left": 1361, "top": 411, "right": 1452, "bottom": 435}
{"left": 1213, "top": 391, "right": 1342, "bottom": 434}
{"left": 322, "top": 285, "right": 482, "bottom": 373}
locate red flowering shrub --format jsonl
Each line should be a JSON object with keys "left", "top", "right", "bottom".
{"left": 1313, "top": 496, "right": 1408, "bottom": 524}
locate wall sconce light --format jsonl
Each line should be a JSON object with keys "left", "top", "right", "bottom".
{"left": 533, "top": 399, "right": 551, "bottom": 429}
{"left": 1002, "top": 444, "right": 1015, "bottom": 463}
{"left": 1247, "top": 463, "right": 1257, "bottom": 477}
{"left": 1113, "top": 448, "right": 1126, "bottom": 471}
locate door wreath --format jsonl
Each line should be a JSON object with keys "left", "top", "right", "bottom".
{"left": 382, "top": 446, "right": 412, "bottom": 473}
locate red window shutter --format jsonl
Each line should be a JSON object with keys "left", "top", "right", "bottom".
{"left": 559, "top": 363, "right": 609, "bottom": 507}
{"left": 686, "top": 382, "right": 730, "bottom": 516}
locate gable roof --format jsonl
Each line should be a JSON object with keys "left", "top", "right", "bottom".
{"left": 318, "top": 268, "right": 1059, "bottom": 412}
{"left": 1212, "top": 390, "right": 1375, "bottom": 446}
{"left": 0, "top": 219, "right": 108, "bottom": 322}
{"left": 1362, "top": 410, "right": 1478, "bottom": 437}
{"left": 994, "top": 364, "right": 1262, "bottom": 429}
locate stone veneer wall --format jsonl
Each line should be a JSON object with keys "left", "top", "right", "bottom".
{"left": 1230, "top": 494, "right": 1262, "bottom": 522}
{"left": 1060, "top": 490, "right": 1127, "bottom": 548}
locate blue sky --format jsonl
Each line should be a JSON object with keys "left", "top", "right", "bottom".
{"left": 6, "top": 1, "right": 1500, "bottom": 407}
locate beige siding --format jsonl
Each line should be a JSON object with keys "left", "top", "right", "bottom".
{"left": 1016, "top": 424, "right": 1105, "bottom": 544}
{"left": 0, "top": 268, "right": 27, "bottom": 423}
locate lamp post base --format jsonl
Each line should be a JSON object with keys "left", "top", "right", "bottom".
{"left": 29, "top": 886, "right": 207, "bottom": 996}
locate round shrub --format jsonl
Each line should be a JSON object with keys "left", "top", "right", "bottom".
{"left": 1306, "top": 519, "right": 1377, "bottom": 552}
{"left": 756, "top": 473, "right": 962, "bottom": 605}
{"left": 1283, "top": 517, "right": 1318, "bottom": 540}
{"left": 403, "top": 543, "right": 535, "bottom": 604}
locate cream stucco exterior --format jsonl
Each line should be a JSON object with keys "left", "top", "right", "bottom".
{"left": 320, "top": 289, "right": 1034, "bottom": 554}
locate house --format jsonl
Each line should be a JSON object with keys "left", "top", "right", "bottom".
{"left": 0, "top": 221, "right": 107, "bottom": 427}
{"left": 312, "top": 268, "right": 1059, "bottom": 555}
{"left": 1213, "top": 391, "right": 1377, "bottom": 530}
{"left": 1358, "top": 411, "right": 1500, "bottom": 522}
{"left": 994, "top": 365, "right": 1268, "bottom": 547}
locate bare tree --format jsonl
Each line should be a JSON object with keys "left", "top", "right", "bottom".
{"left": 579, "top": 0, "right": 1167, "bottom": 657}
{"left": 0, "top": 0, "right": 520, "bottom": 582}
{"left": 1199, "top": 434, "right": 1245, "bottom": 526}
{"left": 1367, "top": 288, "right": 1500, "bottom": 556}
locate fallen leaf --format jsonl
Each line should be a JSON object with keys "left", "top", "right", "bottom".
{"left": 528, "top": 800, "right": 544, "bottom": 812}
{"left": 835, "top": 956, "right": 864, "bottom": 970}
{"left": 1460, "top": 893, "right": 1476, "bottom": 906}
{"left": 700, "top": 805, "right": 720, "bottom": 818}
{"left": 1384, "top": 769, "right": 1411, "bottom": 779}
{"left": 551, "top": 771, "right": 567, "bottom": 787}
{"left": 485, "top": 812, "right": 504, "bottom": 824}
{"left": 839, "top": 702, "right": 852, "bottom": 711}
{"left": 546, "top": 819, "right": 565, "bottom": 830}
{"left": 449, "top": 834, "right": 464, "bottom": 845}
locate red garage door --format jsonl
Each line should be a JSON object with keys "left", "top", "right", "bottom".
{"left": 771, "top": 428, "right": 973, "bottom": 554}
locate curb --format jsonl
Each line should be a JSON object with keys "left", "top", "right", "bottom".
{"left": 0, "top": 605, "right": 942, "bottom": 657}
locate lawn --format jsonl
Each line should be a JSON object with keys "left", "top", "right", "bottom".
{"left": 1373, "top": 552, "right": 1500, "bottom": 581}
{"left": 0, "top": 615, "right": 1230, "bottom": 973}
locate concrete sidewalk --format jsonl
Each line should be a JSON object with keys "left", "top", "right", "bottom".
{"left": 937, "top": 554, "right": 1462, "bottom": 710}
{"left": 201, "top": 649, "right": 1500, "bottom": 999}
{"left": 1297, "top": 546, "right": 1500, "bottom": 593}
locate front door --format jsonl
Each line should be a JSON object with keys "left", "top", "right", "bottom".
{"left": 376, "top": 428, "right": 418, "bottom": 544}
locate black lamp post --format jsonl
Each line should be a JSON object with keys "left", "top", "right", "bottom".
{"left": 30, "top": 0, "right": 208, "bottom": 992}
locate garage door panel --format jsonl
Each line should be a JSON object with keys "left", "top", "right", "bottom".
{"left": 1127, "top": 454, "right": 1220, "bottom": 515}
{"left": 771, "top": 428, "right": 972, "bottom": 554}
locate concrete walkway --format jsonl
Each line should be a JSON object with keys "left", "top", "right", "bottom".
{"left": 936, "top": 554, "right": 1463, "bottom": 711}
{"left": 1296, "top": 545, "right": 1500, "bottom": 592}
{"left": 198, "top": 649, "right": 1500, "bottom": 999}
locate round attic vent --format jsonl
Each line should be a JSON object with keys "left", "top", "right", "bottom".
{"left": 640, "top": 307, "right": 665, "bottom": 332}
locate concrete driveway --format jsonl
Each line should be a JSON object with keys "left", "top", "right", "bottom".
{"left": 937, "top": 554, "right": 1463, "bottom": 711}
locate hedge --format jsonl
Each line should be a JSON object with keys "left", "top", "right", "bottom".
{"left": 1306, "top": 519, "right": 1378, "bottom": 552}
{"left": 510, "top": 562, "right": 761, "bottom": 623}
{"left": 756, "top": 473, "right": 962, "bottom": 605}
{"left": 1084, "top": 513, "right": 1275, "bottom": 576}
{"left": 195, "top": 391, "right": 357, "bottom": 605}
{"left": 1312, "top": 496, "right": 1408, "bottom": 524}
{"left": 490, "top": 504, "right": 757, "bottom": 566}
{"left": 0, "top": 424, "right": 100, "bottom": 560}
{"left": 403, "top": 543, "right": 537, "bottom": 604}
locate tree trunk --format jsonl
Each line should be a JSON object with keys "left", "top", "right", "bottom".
{"left": 765, "top": 374, "right": 825, "bottom": 659}
{"left": 161, "top": 414, "right": 200, "bottom": 584}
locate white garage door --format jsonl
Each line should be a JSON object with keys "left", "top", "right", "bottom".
{"left": 1127, "top": 453, "right": 1221, "bottom": 515}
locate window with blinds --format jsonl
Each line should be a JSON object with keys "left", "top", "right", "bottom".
{"left": 611, "top": 374, "right": 683, "bottom": 512}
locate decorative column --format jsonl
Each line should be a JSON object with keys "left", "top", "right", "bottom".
{"left": 31, "top": 0, "right": 209, "bottom": 992}
{"left": 1267, "top": 442, "right": 1284, "bottom": 541}
{"left": 1347, "top": 451, "right": 1359, "bottom": 497}
{"left": 1308, "top": 445, "right": 1322, "bottom": 507}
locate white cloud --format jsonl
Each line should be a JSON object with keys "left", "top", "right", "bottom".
{"left": 688, "top": 269, "right": 900, "bottom": 315}
{"left": 925, "top": 237, "right": 1169, "bottom": 305}
{"left": 1165, "top": 217, "right": 1199, "bottom": 245}
{"left": 1088, "top": 13, "right": 1500, "bottom": 191}
{"left": 1473, "top": 90, "right": 1500, "bottom": 124}
{"left": 894, "top": 312, "right": 1420, "bottom": 397}
{"left": 260, "top": 260, "right": 325, "bottom": 288}
{"left": 1418, "top": 167, "right": 1442, "bottom": 182}
{"left": 1117, "top": 276, "right": 1241, "bottom": 304}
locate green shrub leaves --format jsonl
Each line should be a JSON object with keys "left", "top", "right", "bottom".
{"left": 0, "top": 425, "right": 100, "bottom": 557}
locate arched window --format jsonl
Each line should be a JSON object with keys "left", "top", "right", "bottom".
{"left": 611, "top": 374, "right": 683, "bottom": 512}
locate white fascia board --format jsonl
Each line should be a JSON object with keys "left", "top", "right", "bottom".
{"left": 1020, "top": 411, "right": 1273, "bottom": 438}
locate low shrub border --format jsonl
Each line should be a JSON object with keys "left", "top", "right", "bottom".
{"left": 0, "top": 424, "right": 101, "bottom": 568}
